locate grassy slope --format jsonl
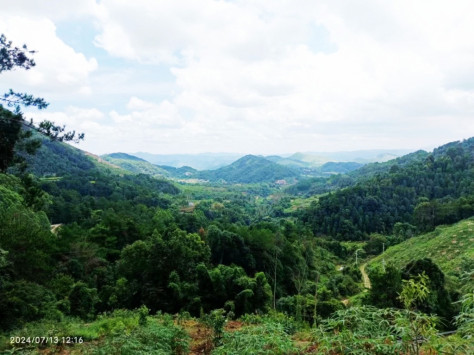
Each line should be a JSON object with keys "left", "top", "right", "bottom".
{"left": 368, "top": 218, "right": 474, "bottom": 289}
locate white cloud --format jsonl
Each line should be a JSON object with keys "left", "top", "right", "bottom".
{"left": 110, "top": 97, "right": 185, "bottom": 128}
{"left": 0, "top": 15, "right": 97, "bottom": 99}
{"left": 27, "top": 106, "right": 104, "bottom": 127}
{"left": 0, "top": 0, "right": 97, "bottom": 21}
{"left": 2, "top": 0, "right": 474, "bottom": 154}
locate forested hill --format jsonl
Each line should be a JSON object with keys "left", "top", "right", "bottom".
{"left": 197, "top": 154, "right": 298, "bottom": 183}
{"left": 286, "top": 150, "right": 429, "bottom": 196}
{"left": 302, "top": 137, "right": 474, "bottom": 240}
{"left": 14, "top": 132, "right": 125, "bottom": 177}
{"left": 8, "top": 135, "right": 181, "bottom": 224}
{"left": 102, "top": 152, "right": 170, "bottom": 178}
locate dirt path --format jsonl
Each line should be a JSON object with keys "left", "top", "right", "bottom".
{"left": 360, "top": 263, "right": 371, "bottom": 289}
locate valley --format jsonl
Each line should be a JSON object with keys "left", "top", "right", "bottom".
{"left": 2, "top": 8, "right": 474, "bottom": 352}
{"left": 1, "top": 134, "right": 473, "bottom": 353}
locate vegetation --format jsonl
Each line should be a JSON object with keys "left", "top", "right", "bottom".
{"left": 302, "top": 138, "right": 474, "bottom": 240}
{"left": 0, "top": 33, "right": 472, "bottom": 354}
{"left": 102, "top": 153, "right": 170, "bottom": 178}
{"left": 0, "top": 34, "right": 83, "bottom": 173}
{"left": 197, "top": 155, "right": 298, "bottom": 183}
{"left": 369, "top": 218, "right": 474, "bottom": 291}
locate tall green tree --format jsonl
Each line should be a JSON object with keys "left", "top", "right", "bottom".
{"left": 0, "top": 34, "right": 83, "bottom": 172}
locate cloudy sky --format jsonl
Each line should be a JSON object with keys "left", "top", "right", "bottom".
{"left": 1, "top": 0, "right": 473, "bottom": 155}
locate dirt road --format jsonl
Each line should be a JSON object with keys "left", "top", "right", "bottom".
{"left": 360, "top": 263, "right": 371, "bottom": 289}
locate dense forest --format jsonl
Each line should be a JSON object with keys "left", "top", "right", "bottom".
{"left": 0, "top": 35, "right": 473, "bottom": 354}
{"left": 302, "top": 139, "right": 474, "bottom": 239}
{"left": 1, "top": 132, "right": 473, "bottom": 353}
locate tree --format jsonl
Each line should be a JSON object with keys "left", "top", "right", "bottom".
{"left": 398, "top": 273, "right": 438, "bottom": 355}
{"left": 368, "top": 264, "right": 402, "bottom": 308}
{"left": 0, "top": 34, "right": 83, "bottom": 172}
{"left": 403, "top": 258, "right": 455, "bottom": 326}
{"left": 364, "top": 233, "right": 387, "bottom": 255}
{"left": 69, "top": 281, "right": 99, "bottom": 320}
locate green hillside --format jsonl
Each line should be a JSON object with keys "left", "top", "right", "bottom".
{"left": 198, "top": 154, "right": 298, "bottom": 183}
{"left": 16, "top": 132, "right": 127, "bottom": 177}
{"left": 287, "top": 150, "right": 429, "bottom": 197}
{"left": 302, "top": 138, "right": 474, "bottom": 240}
{"left": 102, "top": 153, "right": 170, "bottom": 177}
{"left": 368, "top": 218, "right": 474, "bottom": 290}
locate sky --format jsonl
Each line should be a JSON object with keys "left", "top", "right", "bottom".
{"left": 1, "top": 0, "right": 473, "bottom": 155}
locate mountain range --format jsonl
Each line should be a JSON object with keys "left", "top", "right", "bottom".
{"left": 20, "top": 133, "right": 458, "bottom": 187}
{"left": 18, "top": 135, "right": 422, "bottom": 185}
{"left": 130, "top": 149, "right": 412, "bottom": 170}
{"left": 102, "top": 153, "right": 367, "bottom": 184}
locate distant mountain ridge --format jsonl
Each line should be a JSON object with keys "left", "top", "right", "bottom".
{"left": 131, "top": 149, "right": 411, "bottom": 170}
{"left": 288, "top": 149, "right": 413, "bottom": 165}
{"left": 132, "top": 152, "right": 242, "bottom": 170}
{"left": 106, "top": 152, "right": 148, "bottom": 162}
{"left": 100, "top": 153, "right": 364, "bottom": 183}
{"left": 22, "top": 134, "right": 417, "bottom": 185}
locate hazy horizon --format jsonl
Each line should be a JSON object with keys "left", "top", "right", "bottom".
{"left": 103, "top": 147, "right": 425, "bottom": 170}
{"left": 101, "top": 144, "right": 432, "bottom": 158}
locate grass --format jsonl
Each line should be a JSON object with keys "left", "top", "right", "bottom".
{"left": 212, "top": 314, "right": 300, "bottom": 355}
{"left": 2, "top": 309, "right": 472, "bottom": 354}
{"left": 0, "top": 309, "right": 189, "bottom": 355}
{"left": 368, "top": 217, "right": 474, "bottom": 290}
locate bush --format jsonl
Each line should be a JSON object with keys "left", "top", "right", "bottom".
{"left": 316, "top": 299, "right": 344, "bottom": 319}
{"left": 1, "top": 309, "right": 190, "bottom": 354}
{"left": 0, "top": 280, "right": 59, "bottom": 330}
{"left": 69, "top": 282, "right": 99, "bottom": 320}
{"left": 313, "top": 306, "right": 441, "bottom": 354}
{"left": 87, "top": 321, "right": 189, "bottom": 355}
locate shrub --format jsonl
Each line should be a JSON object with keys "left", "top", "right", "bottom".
{"left": 212, "top": 319, "right": 298, "bottom": 355}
